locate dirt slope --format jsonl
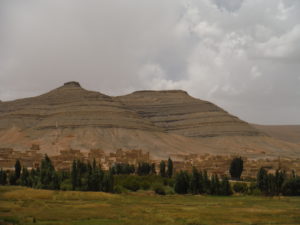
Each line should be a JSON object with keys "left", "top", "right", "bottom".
{"left": 0, "top": 82, "right": 299, "bottom": 159}
{"left": 253, "top": 124, "right": 300, "bottom": 144}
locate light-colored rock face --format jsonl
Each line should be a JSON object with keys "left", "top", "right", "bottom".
{"left": 0, "top": 82, "right": 299, "bottom": 159}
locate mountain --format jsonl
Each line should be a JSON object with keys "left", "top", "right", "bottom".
{"left": 0, "top": 82, "right": 299, "bottom": 159}
{"left": 253, "top": 124, "right": 300, "bottom": 144}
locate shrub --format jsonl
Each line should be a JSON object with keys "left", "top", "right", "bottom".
{"left": 141, "top": 181, "right": 151, "bottom": 190}
{"left": 123, "top": 178, "right": 140, "bottom": 192}
{"left": 233, "top": 182, "right": 248, "bottom": 193}
{"left": 60, "top": 179, "right": 72, "bottom": 191}
{"left": 153, "top": 184, "right": 166, "bottom": 195}
{"left": 114, "top": 185, "right": 125, "bottom": 194}
{"left": 282, "top": 178, "right": 300, "bottom": 196}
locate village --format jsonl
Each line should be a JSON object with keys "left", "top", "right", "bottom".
{"left": 0, "top": 144, "right": 299, "bottom": 178}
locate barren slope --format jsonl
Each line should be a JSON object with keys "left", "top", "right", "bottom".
{"left": 117, "top": 90, "right": 261, "bottom": 138}
{"left": 0, "top": 82, "right": 299, "bottom": 159}
{"left": 253, "top": 124, "right": 300, "bottom": 144}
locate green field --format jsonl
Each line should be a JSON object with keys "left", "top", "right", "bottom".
{"left": 0, "top": 186, "right": 300, "bottom": 225}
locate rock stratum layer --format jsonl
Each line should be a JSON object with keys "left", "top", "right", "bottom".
{"left": 0, "top": 82, "right": 299, "bottom": 159}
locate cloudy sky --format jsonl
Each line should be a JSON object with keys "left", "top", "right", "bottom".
{"left": 0, "top": 0, "right": 299, "bottom": 125}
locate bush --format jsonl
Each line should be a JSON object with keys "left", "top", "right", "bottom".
{"left": 282, "top": 178, "right": 300, "bottom": 196}
{"left": 141, "top": 181, "right": 151, "bottom": 190}
{"left": 153, "top": 184, "right": 166, "bottom": 195}
{"left": 114, "top": 185, "right": 126, "bottom": 194}
{"left": 60, "top": 179, "right": 72, "bottom": 191}
{"left": 123, "top": 178, "right": 140, "bottom": 192}
{"left": 233, "top": 182, "right": 248, "bottom": 193}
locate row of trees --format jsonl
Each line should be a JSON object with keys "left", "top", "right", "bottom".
{"left": 174, "top": 168, "right": 232, "bottom": 195}
{"left": 110, "top": 158, "right": 174, "bottom": 178}
{"left": 71, "top": 159, "right": 114, "bottom": 192}
{"left": 1, "top": 156, "right": 300, "bottom": 196}
{"left": 257, "top": 168, "right": 300, "bottom": 196}
{"left": 0, "top": 156, "right": 114, "bottom": 192}
{"left": 159, "top": 158, "right": 173, "bottom": 178}
{"left": 1, "top": 157, "right": 61, "bottom": 190}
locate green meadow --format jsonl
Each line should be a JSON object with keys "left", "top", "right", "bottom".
{"left": 0, "top": 186, "right": 299, "bottom": 225}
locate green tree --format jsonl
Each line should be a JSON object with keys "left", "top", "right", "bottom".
{"left": 174, "top": 171, "right": 190, "bottom": 194}
{"left": 211, "top": 174, "right": 221, "bottom": 195}
{"left": 159, "top": 161, "right": 166, "bottom": 177}
{"left": 40, "top": 155, "right": 55, "bottom": 189}
{"left": 282, "top": 177, "right": 300, "bottom": 196}
{"left": 0, "top": 169, "right": 7, "bottom": 185}
{"left": 71, "top": 160, "right": 77, "bottom": 190}
{"left": 20, "top": 167, "right": 30, "bottom": 186}
{"left": 220, "top": 176, "right": 232, "bottom": 195}
{"left": 257, "top": 167, "right": 268, "bottom": 193}
{"left": 102, "top": 171, "right": 114, "bottom": 193}
{"left": 229, "top": 157, "right": 243, "bottom": 180}
{"left": 275, "top": 169, "right": 286, "bottom": 195}
{"left": 15, "top": 159, "right": 21, "bottom": 180}
{"left": 52, "top": 172, "right": 60, "bottom": 190}
{"left": 151, "top": 163, "right": 156, "bottom": 175}
{"left": 203, "top": 170, "right": 210, "bottom": 194}
{"left": 137, "top": 162, "right": 151, "bottom": 176}
{"left": 167, "top": 158, "right": 173, "bottom": 178}
{"left": 190, "top": 167, "right": 202, "bottom": 194}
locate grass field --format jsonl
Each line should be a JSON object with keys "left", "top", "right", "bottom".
{"left": 0, "top": 186, "right": 300, "bottom": 225}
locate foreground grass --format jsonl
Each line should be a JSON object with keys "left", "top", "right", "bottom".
{"left": 0, "top": 186, "right": 300, "bottom": 225}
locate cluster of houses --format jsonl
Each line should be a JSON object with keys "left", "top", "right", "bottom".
{"left": 0, "top": 145, "right": 299, "bottom": 178}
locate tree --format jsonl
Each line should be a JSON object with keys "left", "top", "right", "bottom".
{"left": 71, "top": 160, "right": 77, "bottom": 190}
{"left": 229, "top": 157, "right": 243, "bottom": 180}
{"left": 159, "top": 161, "right": 166, "bottom": 177}
{"left": 102, "top": 171, "right": 114, "bottom": 193}
{"left": 137, "top": 162, "right": 151, "bottom": 176}
{"left": 9, "top": 172, "right": 17, "bottom": 185}
{"left": 220, "top": 176, "right": 232, "bottom": 195}
{"left": 203, "top": 170, "right": 210, "bottom": 194}
{"left": 211, "top": 174, "right": 221, "bottom": 195}
{"left": 167, "top": 158, "right": 173, "bottom": 178}
{"left": 174, "top": 171, "right": 190, "bottom": 194}
{"left": 52, "top": 172, "right": 60, "bottom": 190}
{"left": 190, "top": 167, "right": 201, "bottom": 194}
{"left": 275, "top": 169, "right": 286, "bottom": 195}
{"left": 15, "top": 159, "right": 21, "bottom": 180}
{"left": 282, "top": 177, "right": 300, "bottom": 196}
{"left": 257, "top": 167, "right": 268, "bottom": 193}
{"left": 151, "top": 163, "right": 156, "bottom": 175}
{"left": 0, "top": 169, "right": 7, "bottom": 185}
{"left": 40, "top": 155, "right": 55, "bottom": 189}
{"left": 20, "top": 167, "right": 30, "bottom": 186}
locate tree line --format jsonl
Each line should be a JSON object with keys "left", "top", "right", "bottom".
{"left": 0, "top": 156, "right": 299, "bottom": 196}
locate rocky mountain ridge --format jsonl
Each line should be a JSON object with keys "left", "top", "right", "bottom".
{"left": 0, "top": 82, "right": 299, "bottom": 159}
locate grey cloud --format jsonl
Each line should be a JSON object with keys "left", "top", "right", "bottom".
{"left": 212, "top": 0, "right": 244, "bottom": 12}
{"left": 0, "top": 0, "right": 299, "bottom": 124}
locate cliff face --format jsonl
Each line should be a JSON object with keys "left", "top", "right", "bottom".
{"left": 0, "top": 82, "right": 299, "bottom": 159}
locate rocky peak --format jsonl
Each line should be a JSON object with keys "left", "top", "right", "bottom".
{"left": 63, "top": 81, "right": 81, "bottom": 88}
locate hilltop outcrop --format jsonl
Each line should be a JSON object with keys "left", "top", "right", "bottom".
{"left": 0, "top": 82, "right": 299, "bottom": 159}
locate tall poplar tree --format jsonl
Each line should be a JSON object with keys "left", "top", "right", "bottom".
{"left": 167, "top": 158, "right": 173, "bottom": 178}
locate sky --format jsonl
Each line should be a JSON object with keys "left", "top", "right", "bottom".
{"left": 0, "top": 0, "right": 299, "bottom": 125}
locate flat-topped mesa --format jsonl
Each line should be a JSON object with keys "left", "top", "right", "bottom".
{"left": 132, "top": 90, "right": 188, "bottom": 95}
{"left": 63, "top": 81, "right": 81, "bottom": 87}
{"left": 117, "top": 90, "right": 261, "bottom": 138}
{"left": 118, "top": 89, "right": 197, "bottom": 105}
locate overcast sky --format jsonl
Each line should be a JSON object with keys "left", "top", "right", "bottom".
{"left": 0, "top": 0, "right": 299, "bottom": 125}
